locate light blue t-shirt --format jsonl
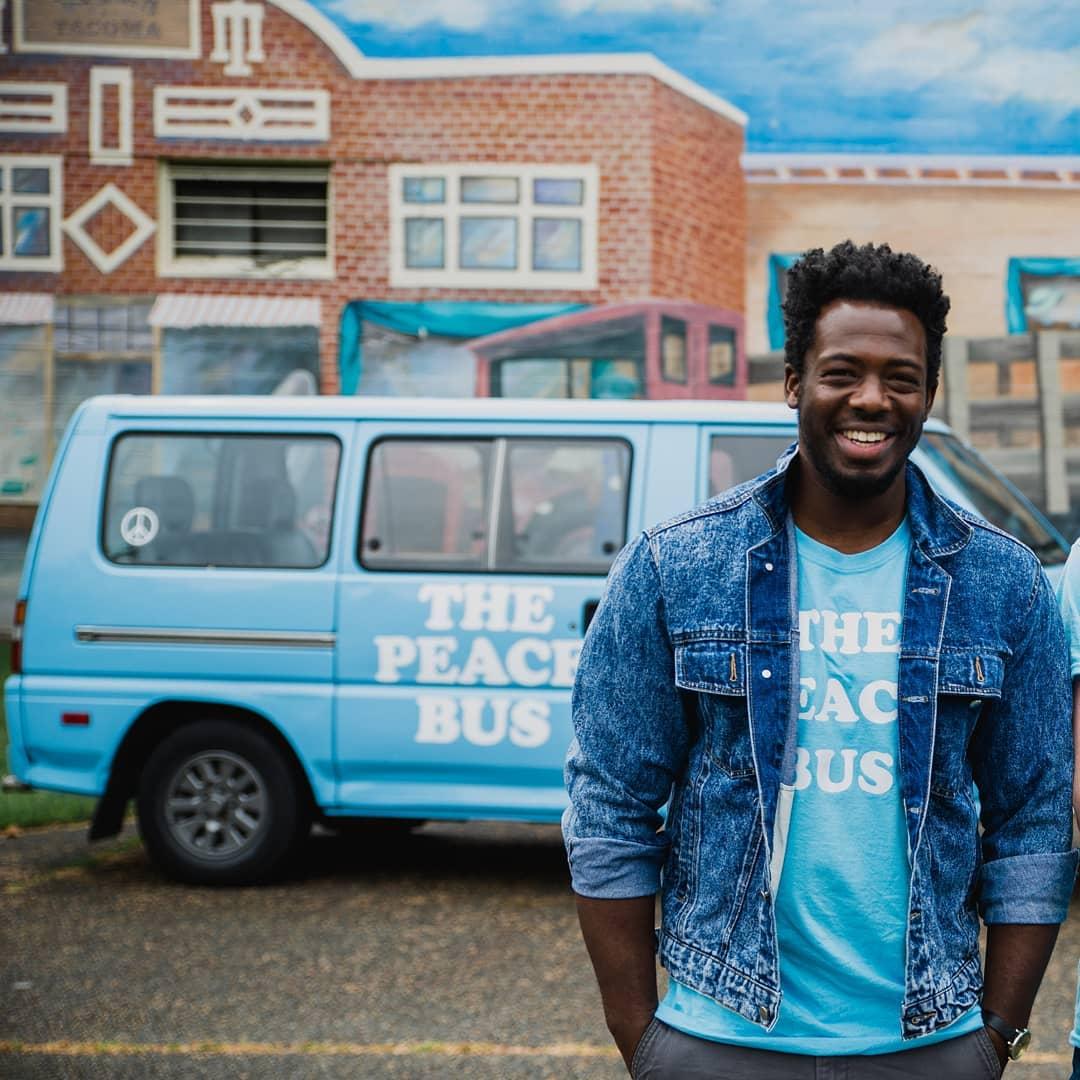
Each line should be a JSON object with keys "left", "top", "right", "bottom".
{"left": 657, "top": 518, "right": 981, "bottom": 1054}
{"left": 1054, "top": 538, "right": 1080, "bottom": 1049}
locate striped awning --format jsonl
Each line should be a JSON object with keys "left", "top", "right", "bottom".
{"left": 0, "top": 293, "right": 54, "bottom": 325}
{"left": 149, "top": 294, "right": 321, "bottom": 329}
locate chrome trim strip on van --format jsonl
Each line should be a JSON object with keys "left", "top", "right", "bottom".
{"left": 75, "top": 627, "right": 336, "bottom": 648}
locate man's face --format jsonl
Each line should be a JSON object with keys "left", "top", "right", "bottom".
{"left": 784, "top": 299, "right": 936, "bottom": 501}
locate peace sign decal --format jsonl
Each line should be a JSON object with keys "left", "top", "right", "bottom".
{"left": 121, "top": 506, "right": 160, "bottom": 548}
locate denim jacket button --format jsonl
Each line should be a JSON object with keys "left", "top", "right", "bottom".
{"left": 761, "top": 669, "right": 772, "bottom": 679}
{"left": 765, "top": 562, "right": 774, "bottom": 571}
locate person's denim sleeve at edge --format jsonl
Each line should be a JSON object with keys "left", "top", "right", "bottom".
{"left": 974, "top": 566, "right": 1079, "bottom": 924}
{"left": 562, "top": 532, "right": 690, "bottom": 899}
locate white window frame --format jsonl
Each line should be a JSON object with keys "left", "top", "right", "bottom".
{"left": 0, "top": 154, "right": 63, "bottom": 272}
{"left": 389, "top": 163, "right": 598, "bottom": 290}
{"left": 157, "top": 162, "right": 334, "bottom": 280}
{"left": 90, "top": 68, "right": 133, "bottom": 166}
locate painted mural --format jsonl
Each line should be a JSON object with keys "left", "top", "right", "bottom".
{"left": 312, "top": 0, "right": 1080, "bottom": 155}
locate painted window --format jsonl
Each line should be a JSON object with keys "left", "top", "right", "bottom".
{"left": 390, "top": 163, "right": 598, "bottom": 289}
{"left": 0, "top": 156, "right": 62, "bottom": 271}
{"left": 767, "top": 253, "right": 800, "bottom": 350}
{"left": 707, "top": 324, "right": 736, "bottom": 385}
{"left": 103, "top": 433, "right": 340, "bottom": 569}
{"left": 1006, "top": 258, "right": 1080, "bottom": 332}
{"left": 160, "top": 163, "right": 331, "bottom": 279}
{"left": 361, "top": 437, "right": 629, "bottom": 574}
{"left": 660, "top": 316, "right": 688, "bottom": 383}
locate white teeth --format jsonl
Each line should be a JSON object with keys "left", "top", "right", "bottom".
{"left": 842, "top": 430, "right": 887, "bottom": 444}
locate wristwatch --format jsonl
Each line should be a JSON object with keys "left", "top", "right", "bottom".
{"left": 982, "top": 1010, "right": 1032, "bottom": 1060}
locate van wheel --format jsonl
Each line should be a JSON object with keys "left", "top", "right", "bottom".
{"left": 137, "top": 721, "right": 307, "bottom": 886}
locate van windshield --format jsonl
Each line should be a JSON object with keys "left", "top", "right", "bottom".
{"left": 918, "top": 431, "right": 1067, "bottom": 565}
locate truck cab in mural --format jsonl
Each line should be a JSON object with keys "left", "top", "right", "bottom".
{"left": 469, "top": 301, "right": 747, "bottom": 400}
{"left": 346, "top": 301, "right": 747, "bottom": 401}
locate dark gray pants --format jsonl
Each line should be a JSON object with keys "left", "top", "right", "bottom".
{"left": 631, "top": 1019, "right": 1004, "bottom": 1080}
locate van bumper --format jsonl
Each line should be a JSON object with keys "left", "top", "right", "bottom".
{"left": 2, "top": 675, "right": 29, "bottom": 779}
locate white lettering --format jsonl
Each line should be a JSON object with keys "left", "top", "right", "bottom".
{"left": 858, "top": 751, "right": 895, "bottom": 794}
{"left": 798, "top": 676, "right": 817, "bottom": 720}
{"left": 799, "top": 609, "right": 821, "bottom": 652}
{"left": 374, "top": 635, "right": 417, "bottom": 683}
{"left": 458, "top": 637, "right": 510, "bottom": 686}
{"left": 817, "top": 678, "right": 858, "bottom": 724}
{"left": 415, "top": 696, "right": 459, "bottom": 743}
{"left": 509, "top": 699, "right": 551, "bottom": 748}
{"left": 819, "top": 610, "right": 862, "bottom": 655}
{"left": 460, "top": 584, "right": 512, "bottom": 632}
{"left": 550, "top": 639, "right": 581, "bottom": 688}
{"left": 859, "top": 680, "right": 898, "bottom": 725}
{"left": 815, "top": 748, "right": 858, "bottom": 792}
{"left": 418, "top": 583, "right": 463, "bottom": 631}
{"left": 461, "top": 696, "right": 508, "bottom": 746}
{"left": 416, "top": 637, "right": 460, "bottom": 683}
{"left": 510, "top": 586, "right": 555, "bottom": 634}
{"left": 505, "top": 638, "right": 552, "bottom": 687}
{"left": 864, "top": 611, "right": 901, "bottom": 654}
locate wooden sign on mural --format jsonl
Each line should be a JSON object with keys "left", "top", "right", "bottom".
{"left": 14, "top": 0, "right": 200, "bottom": 57}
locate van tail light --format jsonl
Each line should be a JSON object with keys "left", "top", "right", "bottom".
{"left": 11, "top": 599, "right": 25, "bottom": 676}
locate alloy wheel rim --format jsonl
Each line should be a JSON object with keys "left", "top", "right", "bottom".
{"left": 163, "top": 750, "right": 267, "bottom": 860}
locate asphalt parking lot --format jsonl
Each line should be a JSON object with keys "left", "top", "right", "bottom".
{"left": 1, "top": 820, "right": 1078, "bottom": 1079}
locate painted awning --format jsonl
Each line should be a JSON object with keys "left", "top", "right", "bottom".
{"left": 149, "top": 294, "right": 321, "bottom": 329}
{"left": 0, "top": 293, "right": 54, "bottom": 325}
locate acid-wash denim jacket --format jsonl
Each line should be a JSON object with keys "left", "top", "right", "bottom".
{"left": 563, "top": 451, "right": 1077, "bottom": 1040}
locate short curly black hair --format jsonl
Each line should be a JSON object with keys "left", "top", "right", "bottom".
{"left": 782, "top": 240, "right": 950, "bottom": 390}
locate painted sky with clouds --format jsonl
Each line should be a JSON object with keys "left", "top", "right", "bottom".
{"left": 309, "top": 0, "right": 1080, "bottom": 155}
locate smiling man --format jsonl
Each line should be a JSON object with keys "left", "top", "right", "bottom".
{"left": 564, "top": 241, "right": 1076, "bottom": 1078}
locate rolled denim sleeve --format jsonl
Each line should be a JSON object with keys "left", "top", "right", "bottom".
{"left": 974, "top": 565, "right": 1078, "bottom": 923}
{"left": 562, "top": 532, "right": 689, "bottom": 899}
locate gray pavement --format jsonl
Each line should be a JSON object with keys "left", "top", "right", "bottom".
{"left": 1, "top": 820, "right": 1077, "bottom": 1079}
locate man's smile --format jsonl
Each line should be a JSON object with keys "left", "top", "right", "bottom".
{"left": 834, "top": 428, "right": 896, "bottom": 461}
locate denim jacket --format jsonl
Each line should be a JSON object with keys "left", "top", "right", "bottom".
{"left": 564, "top": 451, "right": 1077, "bottom": 1039}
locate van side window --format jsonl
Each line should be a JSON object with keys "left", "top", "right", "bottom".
{"left": 360, "top": 437, "right": 630, "bottom": 574}
{"left": 505, "top": 440, "right": 629, "bottom": 571}
{"left": 361, "top": 440, "right": 491, "bottom": 569}
{"left": 103, "top": 434, "right": 340, "bottom": 568}
{"left": 708, "top": 435, "right": 795, "bottom": 498}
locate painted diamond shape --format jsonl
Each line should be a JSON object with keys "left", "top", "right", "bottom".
{"left": 63, "top": 183, "right": 156, "bottom": 274}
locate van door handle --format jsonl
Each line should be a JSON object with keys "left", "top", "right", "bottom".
{"left": 582, "top": 599, "right": 600, "bottom": 634}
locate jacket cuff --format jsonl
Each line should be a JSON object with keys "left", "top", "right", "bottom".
{"left": 564, "top": 834, "right": 666, "bottom": 898}
{"left": 979, "top": 849, "right": 1079, "bottom": 923}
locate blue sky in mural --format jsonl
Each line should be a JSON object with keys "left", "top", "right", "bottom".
{"left": 310, "top": 0, "right": 1080, "bottom": 155}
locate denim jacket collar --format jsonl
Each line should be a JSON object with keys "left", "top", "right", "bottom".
{"left": 753, "top": 444, "right": 973, "bottom": 561}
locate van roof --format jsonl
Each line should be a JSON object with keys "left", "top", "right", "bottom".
{"left": 78, "top": 395, "right": 953, "bottom": 432}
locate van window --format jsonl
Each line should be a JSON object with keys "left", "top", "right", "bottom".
{"left": 103, "top": 434, "right": 340, "bottom": 568}
{"left": 360, "top": 436, "right": 630, "bottom": 573}
{"left": 505, "top": 440, "right": 629, "bottom": 571}
{"left": 919, "top": 431, "right": 1067, "bottom": 565}
{"left": 361, "top": 440, "right": 491, "bottom": 569}
{"left": 708, "top": 434, "right": 793, "bottom": 497}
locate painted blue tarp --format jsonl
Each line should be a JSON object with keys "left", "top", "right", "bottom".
{"left": 1006, "top": 258, "right": 1080, "bottom": 333}
{"left": 767, "top": 253, "right": 800, "bottom": 350}
{"left": 338, "top": 300, "right": 588, "bottom": 395}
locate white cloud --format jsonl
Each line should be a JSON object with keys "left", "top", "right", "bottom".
{"left": 557, "top": 0, "right": 711, "bottom": 15}
{"left": 853, "top": 13, "right": 984, "bottom": 88}
{"left": 323, "top": 0, "right": 495, "bottom": 31}
{"left": 852, "top": 11, "right": 1080, "bottom": 110}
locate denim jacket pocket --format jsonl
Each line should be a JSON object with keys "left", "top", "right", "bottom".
{"left": 932, "top": 647, "right": 1005, "bottom": 798}
{"left": 674, "top": 640, "right": 755, "bottom": 779}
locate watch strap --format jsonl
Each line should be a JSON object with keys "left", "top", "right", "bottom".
{"left": 982, "top": 1010, "right": 1029, "bottom": 1057}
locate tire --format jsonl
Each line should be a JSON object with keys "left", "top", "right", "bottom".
{"left": 137, "top": 720, "right": 309, "bottom": 886}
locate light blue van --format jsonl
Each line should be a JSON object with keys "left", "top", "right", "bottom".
{"left": 3, "top": 396, "right": 1068, "bottom": 884}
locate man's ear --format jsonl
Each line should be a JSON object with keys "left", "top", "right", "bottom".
{"left": 784, "top": 364, "right": 800, "bottom": 410}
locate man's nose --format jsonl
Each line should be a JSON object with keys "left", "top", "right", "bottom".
{"left": 848, "top": 375, "right": 888, "bottom": 412}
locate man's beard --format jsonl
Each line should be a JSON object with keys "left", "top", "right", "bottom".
{"left": 802, "top": 440, "right": 908, "bottom": 500}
